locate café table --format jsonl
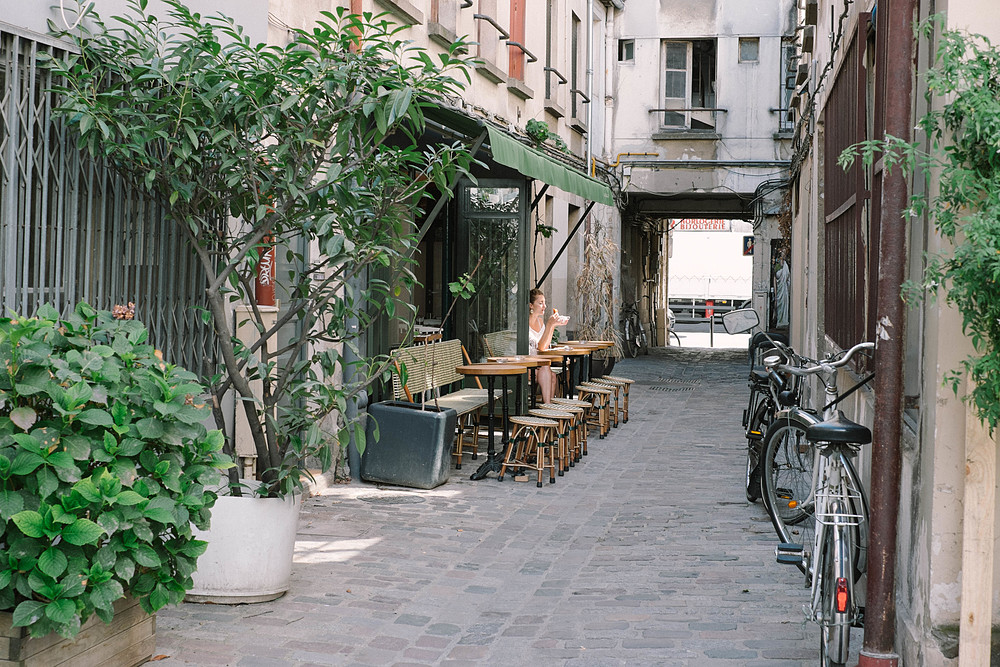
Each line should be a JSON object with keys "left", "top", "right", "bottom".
{"left": 562, "top": 341, "right": 610, "bottom": 383}
{"left": 456, "top": 362, "right": 527, "bottom": 481}
{"left": 486, "top": 355, "right": 553, "bottom": 409}
{"left": 537, "top": 346, "right": 590, "bottom": 399}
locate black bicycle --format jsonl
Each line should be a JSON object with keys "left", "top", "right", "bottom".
{"left": 741, "top": 330, "right": 795, "bottom": 502}
{"left": 620, "top": 299, "right": 647, "bottom": 358}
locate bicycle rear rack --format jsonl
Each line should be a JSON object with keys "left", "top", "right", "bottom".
{"left": 815, "top": 487, "right": 865, "bottom": 526}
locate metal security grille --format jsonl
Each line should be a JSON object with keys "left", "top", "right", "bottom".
{"left": 822, "top": 21, "right": 867, "bottom": 351}
{"left": 0, "top": 28, "right": 215, "bottom": 375}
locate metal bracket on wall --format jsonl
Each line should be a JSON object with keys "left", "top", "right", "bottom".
{"left": 473, "top": 14, "right": 510, "bottom": 40}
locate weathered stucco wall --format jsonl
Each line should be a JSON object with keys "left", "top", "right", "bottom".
{"left": 792, "top": 0, "right": 1000, "bottom": 662}
{"left": 3, "top": 0, "right": 269, "bottom": 44}
{"left": 610, "top": 0, "right": 794, "bottom": 203}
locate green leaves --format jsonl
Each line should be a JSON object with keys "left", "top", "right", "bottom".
{"left": 12, "top": 510, "right": 45, "bottom": 538}
{"left": 61, "top": 519, "right": 104, "bottom": 546}
{"left": 0, "top": 302, "right": 228, "bottom": 638}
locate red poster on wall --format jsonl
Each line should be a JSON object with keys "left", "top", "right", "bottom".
{"left": 255, "top": 237, "right": 276, "bottom": 307}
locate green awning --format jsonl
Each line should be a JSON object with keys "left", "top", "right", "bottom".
{"left": 486, "top": 126, "right": 615, "bottom": 206}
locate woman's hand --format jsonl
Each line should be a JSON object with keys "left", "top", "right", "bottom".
{"left": 548, "top": 311, "right": 570, "bottom": 327}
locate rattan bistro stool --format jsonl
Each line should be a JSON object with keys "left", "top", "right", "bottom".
{"left": 499, "top": 415, "right": 559, "bottom": 487}
{"left": 597, "top": 375, "right": 634, "bottom": 423}
{"left": 529, "top": 408, "right": 575, "bottom": 475}
{"left": 453, "top": 412, "right": 481, "bottom": 470}
{"left": 579, "top": 380, "right": 621, "bottom": 429}
{"left": 539, "top": 402, "right": 585, "bottom": 463}
{"left": 548, "top": 399, "right": 590, "bottom": 458}
{"left": 575, "top": 385, "right": 612, "bottom": 439}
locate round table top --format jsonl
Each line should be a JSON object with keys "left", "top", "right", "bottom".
{"left": 487, "top": 355, "right": 552, "bottom": 367}
{"left": 538, "top": 346, "right": 590, "bottom": 357}
{"left": 456, "top": 363, "right": 527, "bottom": 376}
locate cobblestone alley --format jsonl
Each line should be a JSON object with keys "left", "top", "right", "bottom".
{"left": 155, "top": 346, "right": 859, "bottom": 666}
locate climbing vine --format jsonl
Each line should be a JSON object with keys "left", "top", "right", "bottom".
{"left": 839, "top": 17, "right": 1000, "bottom": 428}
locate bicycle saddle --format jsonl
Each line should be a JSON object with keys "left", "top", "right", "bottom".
{"left": 806, "top": 411, "right": 872, "bottom": 445}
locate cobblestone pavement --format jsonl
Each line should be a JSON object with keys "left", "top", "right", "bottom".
{"left": 155, "top": 346, "right": 861, "bottom": 666}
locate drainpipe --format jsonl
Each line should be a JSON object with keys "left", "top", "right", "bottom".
{"left": 858, "top": 0, "right": 914, "bottom": 663}
{"left": 585, "top": 0, "right": 594, "bottom": 174}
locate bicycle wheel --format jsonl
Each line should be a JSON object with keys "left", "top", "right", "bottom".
{"left": 670, "top": 330, "right": 682, "bottom": 346}
{"left": 637, "top": 316, "right": 649, "bottom": 354}
{"left": 744, "top": 399, "right": 771, "bottom": 502}
{"left": 819, "top": 520, "right": 854, "bottom": 666}
{"left": 761, "top": 411, "right": 819, "bottom": 557}
{"left": 622, "top": 317, "right": 638, "bottom": 358}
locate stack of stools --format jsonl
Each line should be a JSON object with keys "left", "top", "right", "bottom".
{"left": 574, "top": 384, "right": 613, "bottom": 438}
{"left": 499, "top": 415, "right": 560, "bottom": 487}
{"left": 528, "top": 407, "right": 575, "bottom": 475}
{"left": 542, "top": 400, "right": 588, "bottom": 462}
{"left": 593, "top": 375, "right": 634, "bottom": 424}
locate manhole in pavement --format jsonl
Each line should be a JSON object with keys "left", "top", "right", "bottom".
{"left": 649, "top": 385, "right": 695, "bottom": 392}
{"left": 358, "top": 495, "right": 426, "bottom": 505}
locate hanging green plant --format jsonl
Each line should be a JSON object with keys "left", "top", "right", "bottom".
{"left": 525, "top": 119, "right": 568, "bottom": 153}
{"left": 838, "top": 15, "right": 1000, "bottom": 428}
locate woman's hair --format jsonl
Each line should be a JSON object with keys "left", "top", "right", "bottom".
{"left": 529, "top": 288, "right": 544, "bottom": 305}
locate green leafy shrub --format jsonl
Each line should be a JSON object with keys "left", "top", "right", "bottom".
{"left": 0, "top": 302, "right": 233, "bottom": 638}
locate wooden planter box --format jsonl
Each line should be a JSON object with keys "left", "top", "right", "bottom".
{"left": 0, "top": 596, "right": 154, "bottom": 667}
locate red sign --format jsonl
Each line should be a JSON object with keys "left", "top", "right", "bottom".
{"left": 255, "top": 236, "right": 276, "bottom": 307}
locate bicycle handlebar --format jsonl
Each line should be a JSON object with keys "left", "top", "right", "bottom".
{"left": 778, "top": 341, "right": 874, "bottom": 378}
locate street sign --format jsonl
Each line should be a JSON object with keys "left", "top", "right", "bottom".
{"left": 743, "top": 235, "right": 754, "bottom": 256}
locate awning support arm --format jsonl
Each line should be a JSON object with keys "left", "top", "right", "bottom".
{"left": 530, "top": 184, "right": 550, "bottom": 212}
{"left": 413, "top": 129, "right": 489, "bottom": 249}
{"left": 535, "top": 200, "right": 596, "bottom": 289}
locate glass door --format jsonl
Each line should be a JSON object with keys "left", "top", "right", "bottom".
{"left": 456, "top": 180, "right": 528, "bottom": 361}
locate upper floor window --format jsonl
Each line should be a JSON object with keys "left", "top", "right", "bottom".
{"left": 509, "top": 0, "right": 526, "bottom": 80}
{"left": 661, "top": 40, "right": 716, "bottom": 130}
{"left": 778, "top": 39, "right": 797, "bottom": 132}
{"left": 571, "top": 13, "right": 583, "bottom": 120}
{"left": 618, "top": 39, "right": 635, "bottom": 62}
{"left": 739, "top": 37, "right": 760, "bottom": 63}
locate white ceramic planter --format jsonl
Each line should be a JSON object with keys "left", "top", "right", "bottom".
{"left": 186, "top": 486, "right": 301, "bottom": 604}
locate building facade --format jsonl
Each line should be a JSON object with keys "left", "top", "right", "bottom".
{"left": 787, "top": 0, "right": 1000, "bottom": 662}
{"left": 607, "top": 0, "right": 795, "bottom": 342}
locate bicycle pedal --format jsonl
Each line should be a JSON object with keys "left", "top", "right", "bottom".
{"left": 776, "top": 553, "right": 803, "bottom": 566}
{"left": 775, "top": 542, "right": 804, "bottom": 565}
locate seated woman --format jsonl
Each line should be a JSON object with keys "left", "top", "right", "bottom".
{"left": 528, "top": 288, "right": 569, "bottom": 403}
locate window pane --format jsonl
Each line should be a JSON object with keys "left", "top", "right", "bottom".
{"left": 739, "top": 37, "right": 759, "bottom": 62}
{"left": 618, "top": 39, "right": 634, "bottom": 61}
{"left": 662, "top": 111, "right": 685, "bottom": 127}
{"left": 664, "top": 71, "right": 686, "bottom": 99}
{"left": 665, "top": 43, "right": 687, "bottom": 69}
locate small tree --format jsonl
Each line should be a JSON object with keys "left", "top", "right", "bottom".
{"left": 44, "top": 1, "right": 476, "bottom": 496}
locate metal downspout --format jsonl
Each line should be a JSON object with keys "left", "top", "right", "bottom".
{"left": 858, "top": 0, "right": 914, "bottom": 663}
{"left": 585, "top": 0, "right": 594, "bottom": 173}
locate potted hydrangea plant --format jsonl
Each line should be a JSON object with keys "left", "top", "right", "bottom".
{"left": 0, "top": 303, "right": 232, "bottom": 664}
